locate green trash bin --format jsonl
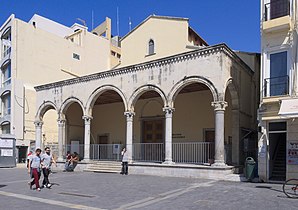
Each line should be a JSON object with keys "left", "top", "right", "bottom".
{"left": 245, "top": 157, "right": 256, "bottom": 181}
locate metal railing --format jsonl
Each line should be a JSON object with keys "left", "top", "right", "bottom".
{"left": 264, "top": 75, "right": 289, "bottom": 97}
{"left": 264, "top": 0, "right": 290, "bottom": 21}
{"left": 64, "top": 144, "right": 123, "bottom": 161}
{"left": 90, "top": 144, "right": 123, "bottom": 161}
{"left": 173, "top": 142, "right": 214, "bottom": 164}
{"left": 133, "top": 143, "right": 164, "bottom": 163}
{"left": 65, "top": 144, "right": 84, "bottom": 159}
{"left": 60, "top": 142, "right": 216, "bottom": 164}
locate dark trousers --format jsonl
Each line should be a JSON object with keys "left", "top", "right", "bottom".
{"left": 121, "top": 162, "right": 128, "bottom": 175}
{"left": 42, "top": 168, "right": 50, "bottom": 186}
{"left": 30, "top": 168, "right": 41, "bottom": 189}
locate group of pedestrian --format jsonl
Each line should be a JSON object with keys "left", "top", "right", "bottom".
{"left": 27, "top": 147, "right": 56, "bottom": 191}
{"left": 27, "top": 146, "right": 128, "bottom": 191}
{"left": 63, "top": 151, "right": 79, "bottom": 172}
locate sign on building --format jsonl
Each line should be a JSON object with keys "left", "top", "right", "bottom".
{"left": 0, "top": 136, "right": 16, "bottom": 168}
{"left": 287, "top": 142, "right": 298, "bottom": 165}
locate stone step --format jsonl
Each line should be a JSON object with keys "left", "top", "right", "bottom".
{"left": 84, "top": 161, "right": 122, "bottom": 173}
{"left": 84, "top": 168, "right": 120, "bottom": 173}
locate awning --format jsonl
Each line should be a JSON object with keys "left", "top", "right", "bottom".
{"left": 278, "top": 98, "right": 298, "bottom": 118}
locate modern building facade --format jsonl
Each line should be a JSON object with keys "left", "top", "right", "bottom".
{"left": 259, "top": 0, "right": 298, "bottom": 181}
{"left": 0, "top": 14, "right": 120, "bottom": 162}
{"left": 34, "top": 15, "right": 260, "bottom": 177}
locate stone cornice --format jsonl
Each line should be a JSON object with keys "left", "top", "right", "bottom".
{"left": 35, "top": 43, "right": 255, "bottom": 91}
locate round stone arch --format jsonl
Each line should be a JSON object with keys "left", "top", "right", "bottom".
{"left": 224, "top": 78, "right": 239, "bottom": 109}
{"left": 128, "top": 85, "right": 167, "bottom": 112}
{"left": 168, "top": 76, "right": 219, "bottom": 107}
{"left": 59, "top": 97, "right": 86, "bottom": 116}
{"left": 35, "top": 101, "right": 58, "bottom": 121}
{"left": 224, "top": 78, "right": 241, "bottom": 165}
{"left": 85, "top": 85, "right": 128, "bottom": 116}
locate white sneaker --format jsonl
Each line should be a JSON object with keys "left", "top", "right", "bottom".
{"left": 47, "top": 184, "right": 52, "bottom": 188}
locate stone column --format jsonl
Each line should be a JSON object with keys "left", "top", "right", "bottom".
{"left": 34, "top": 121, "right": 43, "bottom": 149}
{"left": 57, "top": 119, "right": 66, "bottom": 161}
{"left": 124, "top": 111, "right": 134, "bottom": 163}
{"left": 211, "top": 101, "right": 228, "bottom": 166}
{"left": 163, "top": 107, "right": 174, "bottom": 164}
{"left": 83, "top": 115, "right": 92, "bottom": 162}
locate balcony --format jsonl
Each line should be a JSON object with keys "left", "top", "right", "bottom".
{"left": 264, "top": 75, "right": 289, "bottom": 97}
{"left": 263, "top": 0, "right": 291, "bottom": 32}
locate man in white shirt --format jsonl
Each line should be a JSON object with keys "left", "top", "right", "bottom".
{"left": 41, "top": 147, "right": 56, "bottom": 188}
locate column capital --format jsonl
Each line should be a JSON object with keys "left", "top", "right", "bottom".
{"left": 163, "top": 107, "right": 175, "bottom": 115}
{"left": 211, "top": 101, "right": 228, "bottom": 111}
{"left": 57, "top": 118, "right": 66, "bottom": 125}
{"left": 82, "top": 115, "right": 93, "bottom": 123}
{"left": 124, "top": 111, "right": 135, "bottom": 118}
{"left": 34, "top": 121, "right": 43, "bottom": 127}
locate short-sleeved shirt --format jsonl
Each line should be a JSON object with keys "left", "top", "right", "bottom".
{"left": 30, "top": 155, "right": 41, "bottom": 169}
{"left": 122, "top": 151, "right": 129, "bottom": 162}
{"left": 41, "top": 153, "right": 52, "bottom": 169}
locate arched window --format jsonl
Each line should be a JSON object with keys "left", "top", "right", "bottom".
{"left": 148, "top": 39, "right": 154, "bottom": 55}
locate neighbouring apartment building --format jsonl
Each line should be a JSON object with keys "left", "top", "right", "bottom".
{"left": 34, "top": 15, "right": 260, "bottom": 178}
{"left": 0, "top": 14, "right": 120, "bottom": 163}
{"left": 259, "top": 0, "right": 298, "bottom": 182}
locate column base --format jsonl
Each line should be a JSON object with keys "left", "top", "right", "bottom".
{"left": 211, "top": 160, "right": 227, "bottom": 167}
{"left": 81, "top": 158, "right": 91, "bottom": 163}
{"left": 163, "top": 159, "right": 175, "bottom": 165}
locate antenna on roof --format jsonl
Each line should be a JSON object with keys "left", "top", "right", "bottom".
{"left": 129, "top": 17, "right": 132, "bottom": 32}
{"left": 117, "top": 7, "right": 119, "bottom": 36}
{"left": 76, "top": 18, "right": 86, "bottom": 27}
{"left": 91, "top": 10, "right": 94, "bottom": 30}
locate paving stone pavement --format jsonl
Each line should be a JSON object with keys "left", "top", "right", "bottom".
{"left": 0, "top": 167, "right": 297, "bottom": 210}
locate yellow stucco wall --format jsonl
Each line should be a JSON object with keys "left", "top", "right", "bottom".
{"left": 14, "top": 19, "right": 110, "bottom": 84}
{"left": 120, "top": 17, "right": 191, "bottom": 67}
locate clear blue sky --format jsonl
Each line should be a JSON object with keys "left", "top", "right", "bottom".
{"left": 0, "top": 0, "right": 260, "bottom": 52}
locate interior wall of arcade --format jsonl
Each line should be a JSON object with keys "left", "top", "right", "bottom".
{"left": 65, "top": 103, "right": 84, "bottom": 144}
{"left": 91, "top": 102, "right": 126, "bottom": 144}
{"left": 173, "top": 90, "right": 214, "bottom": 142}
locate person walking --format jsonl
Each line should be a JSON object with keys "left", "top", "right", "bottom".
{"left": 28, "top": 148, "right": 42, "bottom": 191}
{"left": 120, "top": 148, "right": 129, "bottom": 175}
{"left": 41, "top": 147, "right": 56, "bottom": 188}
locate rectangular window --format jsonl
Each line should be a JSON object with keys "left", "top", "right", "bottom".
{"left": 265, "top": 51, "right": 288, "bottom": 96}
{"left": 269, "top": 122, "right": 286, "bottom": 132}
{"left": 73, "top": 53, "right": 80, "bottom": 60}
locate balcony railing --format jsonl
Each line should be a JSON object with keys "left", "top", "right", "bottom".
{"left": 264, "top": 75, "right": 289, "bottom": 97}
{"left": 264, "top": 0, "right": 290, "bottom": 21}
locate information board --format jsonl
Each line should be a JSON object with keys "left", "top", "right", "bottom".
{"left": 288, "top": 142, "right": 298, "bottom": 165}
